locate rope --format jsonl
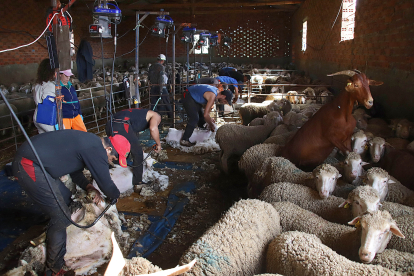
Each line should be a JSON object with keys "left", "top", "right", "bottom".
{"left": 153, "top": 97, "right": 162, "bottom": 111}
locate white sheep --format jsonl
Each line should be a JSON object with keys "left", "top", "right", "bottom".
{"left": 342, "top": 152, "right": 369, "bottom": 185}
{"left": 259, "top": 182, "right": 381, "bottom": 225}
{"left": 250, "top": 156, "right": 341, "bottom": 199}
{"left": 238, "top": 143, "right": 281, "bottom": 182}
{"left": 271, "top": 201, "right": 405, "bottom": 263}
{"left": 365, "top": 167, "right": 414, "bottom": 204}
{"left": 351, "top": 130, "right": 371, "bottom": 158}
{"left": 179, "top": 199, "right": 281, "bottom": 276}
{"left": 369, "top": 136, "right": 388, "bottom": 163}
{"left": 266, "top": 231, "right": 405, "bottom": 276}
{"left": 387, "top": 214, "right": 414, "bottom": 254}
{"left": 216, "top": 111, "right": 281, "bottom": 173}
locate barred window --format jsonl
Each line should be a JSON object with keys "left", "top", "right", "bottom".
{"left": 341, "top": 0, "right": 357, "bottom": 41}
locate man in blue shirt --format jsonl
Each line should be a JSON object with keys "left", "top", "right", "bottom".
{"left": 215, "top": 75, "right": 239, "bottom": 103}
{"left": 180, "top": 84, "right": 232, "bottom": 147}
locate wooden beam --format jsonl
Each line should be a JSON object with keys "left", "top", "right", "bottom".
{"left": 165, "top": 8, "right": 297, "bottom": 15}
{"left": 128, "top": 1, "right": 303, "bottom": 10}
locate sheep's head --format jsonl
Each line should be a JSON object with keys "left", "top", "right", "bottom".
{"left": 348, "top": 210, "right": 404, "bottom": 263}
{"left": 339, "top": 186, "right": 381, "bottom": 218}
{"left": 264, "top": 111, "right": 283, "bottom": 127}
{"left": 327, "top": 70, "right": 382, "bottom": 109}
{"left": 312, "top": 164, "right": 341, "bottom": 199}
{"left": 343, "top": 152, "right": 369, "bottom": 183}
{"left": 394, "top": 119, "right": 412, "bottom": 139}
{"left": 351, "top": 130, "right": 369, "bottom": 155}
{"left": 364, "top": 167, "right": 394, "bottom": 201}
{"left": 369, "top": 137, "right": 387, "bottom": 163}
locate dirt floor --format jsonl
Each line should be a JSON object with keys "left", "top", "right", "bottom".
{"left": 0, "top": 140, "right": 248, "bottom": 275}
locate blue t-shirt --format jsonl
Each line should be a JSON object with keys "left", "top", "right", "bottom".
{"left": 188, "top": 84, "right": 218, "bottom": 105}
{"left": 221, "top": 67, "right": 236, "bottom": 73}
{"left": 216, "top": 76, "right": 239, "bottom": 88}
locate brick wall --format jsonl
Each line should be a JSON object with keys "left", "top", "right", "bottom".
{"left": 291, "top": 0, "right": 414, "bottom": 120}
{"left": 0, "top": 1, "right": 292, "bottom": 67}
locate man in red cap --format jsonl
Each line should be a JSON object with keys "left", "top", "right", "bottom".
{"left": 12, "top": 130, "right": 129, "bottom": 276}
{"left": 59, "top": 69, "right": 87, "bottom": 132}
{"left": 106, "top": 108, "right": 162, "bottom": 189}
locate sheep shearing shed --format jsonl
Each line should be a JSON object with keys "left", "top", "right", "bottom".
{"left": 271, "top": 201, "right": 406, "bottom": 264}
{"left": 216, "top": 111, "right": 281, "bottom": 173}
{"left": 250, "top": 156, "right": 341, "bottom": 199}
{"left": 280, "top": 70, "right": 383, "bottom": 171}
{"left": 179, "top": 199, "right": 281, "bottom": 276}
{"left": 259, "top": 182, "right": 381, "bottom": 225}
{"left": 266, "top": 231, "right": 407, "bottom": 276}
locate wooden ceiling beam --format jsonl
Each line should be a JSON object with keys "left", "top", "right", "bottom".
{"left": 128, "top": 1, "right": 303, "bottom": 10}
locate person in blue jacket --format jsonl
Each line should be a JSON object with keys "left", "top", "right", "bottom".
{"left": 180, "top": 84, "right": 232, "bottom": 147}
{"left": 59, "top": 69, "right": 87, "bottom": 131}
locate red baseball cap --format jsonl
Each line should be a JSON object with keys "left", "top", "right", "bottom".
{"left": 109, "top": 135, "right": 130, "bottom": 168}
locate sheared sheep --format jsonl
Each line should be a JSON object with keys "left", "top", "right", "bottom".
{"left": 238, "top": 143, "right": 281, "bottom": 182}
{"left": 250, "top": 156, "right": 341, "bottom": 199}
{"left": 266, "top": 231, "right": 404, "bottom": 275}
{"left": 238, "top": 99, "right": 291, "bottom": 125}
{"left": 179, "top": 199, "right": 281, "bottom": 276}
{"left": 386, "top": 137, "right": 411, "bottom": 150}
{"left": 259, "top": 183, "right": 381, "bottom": 225}
{"left": 216, "top": 111, "right": 281, "bottom": 173}
{"left": 271, "top": 201, "right": 405, "bottom": 263}
{"left": 365, "top": 167, "right": 414, "bottom": 204}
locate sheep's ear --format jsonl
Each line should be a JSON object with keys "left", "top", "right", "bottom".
{"left": 339, "top": 200, "right": 351, "bottom": 208}
{"left": 390, "top": 222, "right": 405, "bottom": 238}
{"left": 387, "top": 179, "right": 396, "bottom": 184}
{"left": 337, "top": 173, "right": 342, "bottom": 179}
{"left": 364, "top": 114, "right": 371, "bottom": 119}
{"left": 361, "top": 161, "right": 370, "bottom": 166}
{"left": 348, "top": 217, "right": 361, "bottom": 226}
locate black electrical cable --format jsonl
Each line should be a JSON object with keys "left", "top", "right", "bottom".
{"left": 0, "top": 90, "right": 116, "bottom": 229}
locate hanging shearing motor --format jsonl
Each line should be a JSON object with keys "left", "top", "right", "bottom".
{"left": 198, "top": 32, "right": 211, "bottom": 47}
{"left": 181, "top": 27, "right": 196, "bottom": 43}
{"left": 89, "top": 0, "right": 122, "bottom": 38}
{"left": 151, "top": 11, "right": 174, "bottom": 38}
{"left": 209, "top": 33, "right": 218, "bottom": 47}
{"left": 222, "top": 36, "right": 232, "bottom": 48}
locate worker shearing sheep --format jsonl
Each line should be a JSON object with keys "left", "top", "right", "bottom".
{"left": 106, "top": 108, "right": 162, "bottom": 191}
{"left": 12, "top": 130, "right": 129, "bottom": 276}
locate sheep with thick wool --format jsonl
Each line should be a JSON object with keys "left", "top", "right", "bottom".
{"left": 259, "top": 182, "right": 381, "bottom": 225}
{"left": 238, "top": 143, "right": 281, "bottom": 182}
{"left": 238, "top": 99, "right": 290, "bottom": 125}
{"left": 216, "top": 111, "right": 281, "bottom": 173}
{"left": 179, "top": 199, "right": 281, "bottom": 276}
{"left": 271, "top": 201, "right": 406, "bottom": 264}
{"left": 266, "top": 231, "right": 408, "bottom": 276}
{"left": 249, "top": 156, "right": 341, "bottom": 199}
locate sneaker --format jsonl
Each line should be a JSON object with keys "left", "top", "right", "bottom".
{"left": 180, "top": 140, "right": 196, "bottom": 147}
{"left": 45, "top": 268, "right": 66, "bottom": 276}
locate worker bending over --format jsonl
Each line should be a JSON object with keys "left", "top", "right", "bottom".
{"left": 215, "top": 75, "right": 239, "bottom": 103}
{"left": 180, "top": 84, "right": 232, "bottom": 147}
{"left": 106, "top": 108, "right": 162, "bottom": 188}
{"left": 12, "top": 130, "right": 129, "bottom": 276}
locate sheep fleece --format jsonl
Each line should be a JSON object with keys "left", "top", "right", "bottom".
{"left": 266, "top": 231, "right": 402, "bottom": 276}
{"left": 179, "top": 199, "right": 281, "bottom": 276}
